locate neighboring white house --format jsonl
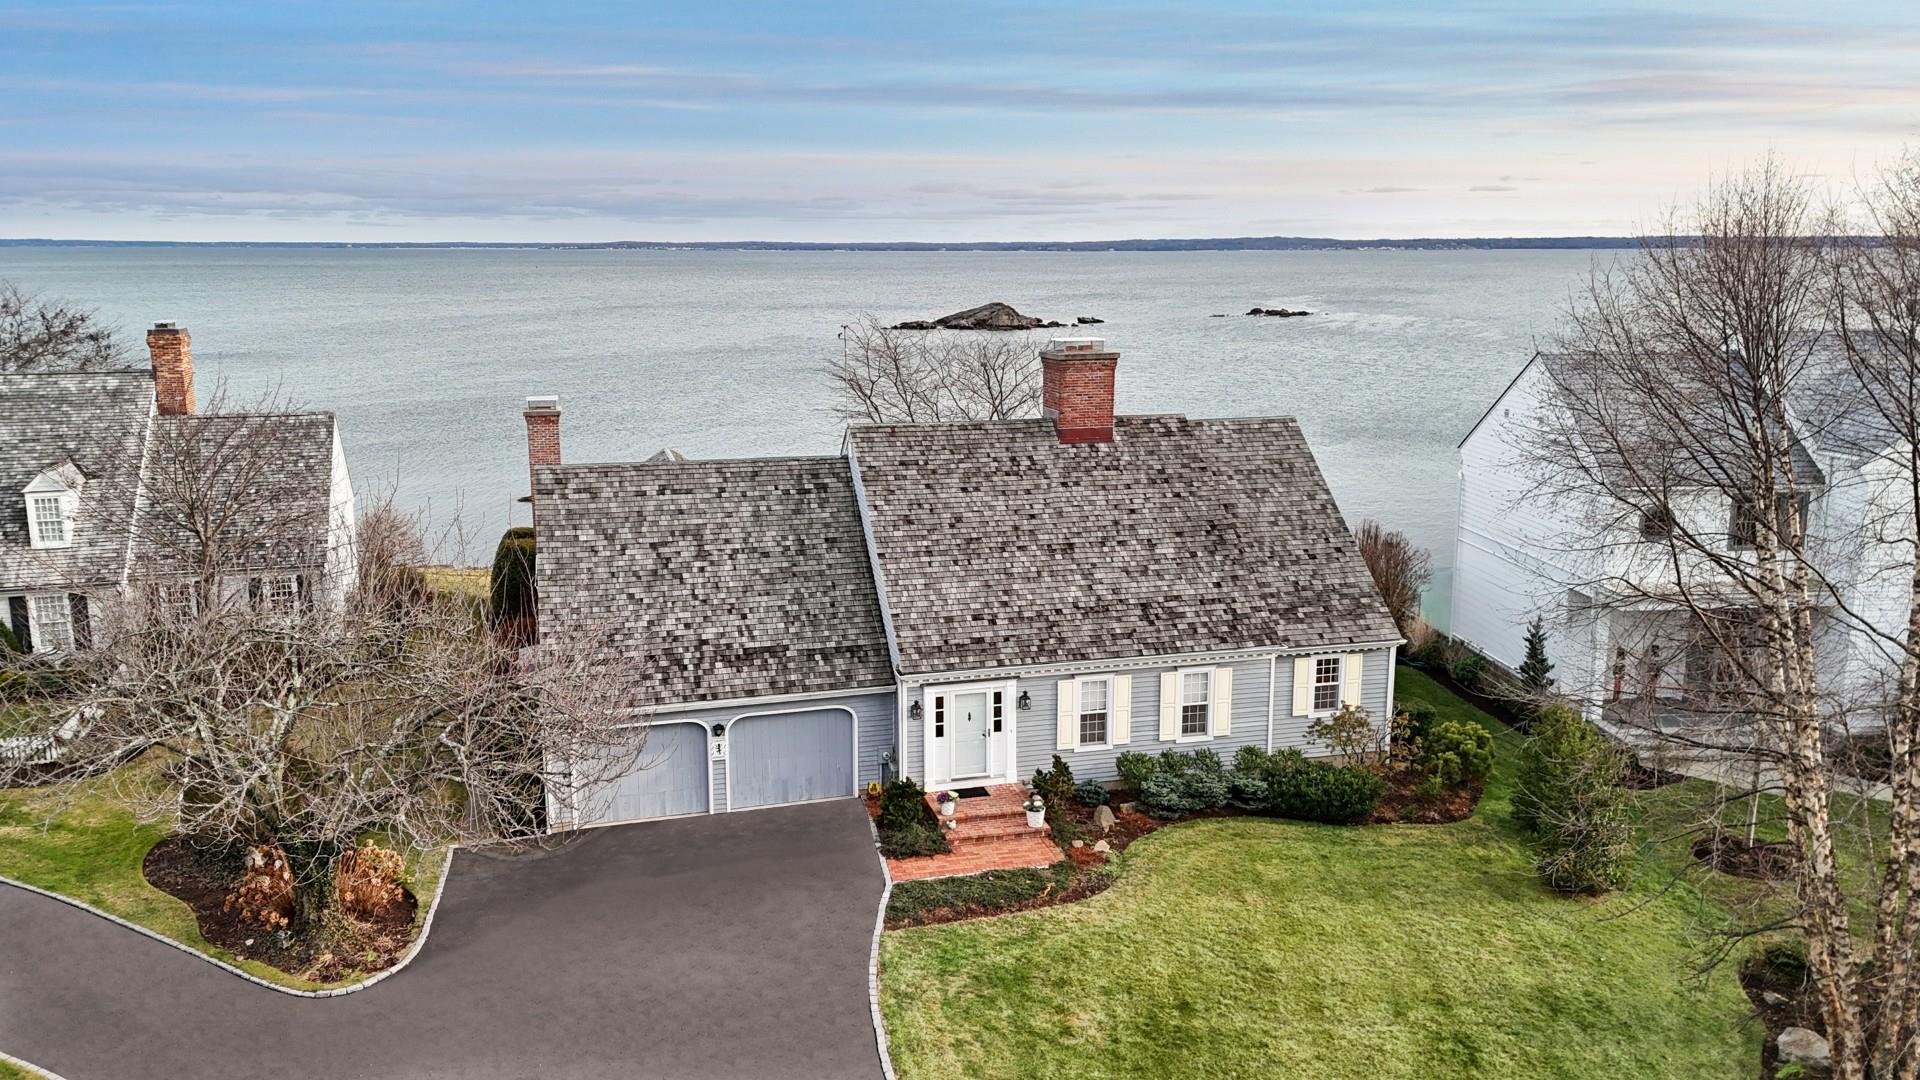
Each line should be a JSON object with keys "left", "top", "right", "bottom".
{"left": 0, "top": 322, "right": 357, "bottom": 654}
{"left": 1451, "top": 352, "right": 1910, "bottom": 724}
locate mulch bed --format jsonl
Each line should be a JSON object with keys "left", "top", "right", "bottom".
{"left": 1620, "top": 759, "right": 1686, "bottom": 790}
{"left": 142, "top": 836, "right": 417, "bottom": 984}
{"left": 1369, "top": 772, "right": 1482, "bottom": 824}
{"left": 885, "top": 863, "right": 1118, "bottom": 929}
{"left": 1693, "top": 834, "right": 1796, "bottom": 881}
{"left": 1742, "top": 965, "right": 1827, "bottom": 1080}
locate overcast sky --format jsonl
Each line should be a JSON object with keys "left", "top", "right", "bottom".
{"left": 3, "top": 1, "right": 1916, "bottom": 242}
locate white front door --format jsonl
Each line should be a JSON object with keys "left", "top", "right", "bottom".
{"left": 950, "top": 691, "right": 992, "bottom": 778}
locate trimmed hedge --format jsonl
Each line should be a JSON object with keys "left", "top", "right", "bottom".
{"left": 488, "top": 527, "right": 536, "bottom": 630}
{"left": 886, "top": 861, "right": 1098, "bottom": 923}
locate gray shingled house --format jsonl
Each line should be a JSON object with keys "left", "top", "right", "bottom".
{"left": 531, "top": 337, "right": 1401, "bottom": 828}
{"left": 1, "top": 323, "right": 356, "bottom": 653}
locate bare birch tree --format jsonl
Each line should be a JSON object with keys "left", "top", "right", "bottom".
{"left": 1, "top": 398, "right": 647, "bottom": 935}
{"left": 824, "top": 315, "right": 1041, "bottom": 423}
{"left": 1522, "top": 155, "right": 1920, "bottom": 1077}
{"left": 1354, "top": 518, "right": 1432, "bottom": 638}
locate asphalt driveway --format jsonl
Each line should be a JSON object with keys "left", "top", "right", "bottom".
{"left": 0, "top": 798, "right": 887, "bottom": 1080}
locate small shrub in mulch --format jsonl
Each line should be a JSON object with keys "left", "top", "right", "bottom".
{"left": 142, "top": 836, "right": 418, "bottom": 983}
{"left": 1369, "top": 772, "right": 1482, "bottom": 824}
{"left": 1693, "top": 834, "right": 1796, "bottom": 881}
{"left": 885, "top": 861, "right": 1116, "bottom": 928}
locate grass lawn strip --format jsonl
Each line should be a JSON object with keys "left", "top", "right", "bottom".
{"left": 0, "top": 762, "right": 447, "bottom": 992}
{"left": 879, "top": 666, "right": 1757, "bottom": 1080}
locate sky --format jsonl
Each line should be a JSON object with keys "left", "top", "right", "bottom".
{"left": 2, "top": 1, "right": 1917, "bottom": 242}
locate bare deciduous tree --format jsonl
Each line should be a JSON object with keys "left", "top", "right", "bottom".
{"left": 0, "top": 281, "right": 122, "bottom": 372}
{"left": 2, "top": 403, "right": 647, "bottom": 937}
{"left": 1519, "top": 155, "right": 1920, "bottom": 1078}
{"left": 1354, "top": 519, "right": 1431, "bottom": 637}
{"left": 824, "top": 315, "right": 1041, "bottom": 423}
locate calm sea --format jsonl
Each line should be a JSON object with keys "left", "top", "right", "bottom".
{"left": 0, "top": 247, "right": 1611, "bottom": 618}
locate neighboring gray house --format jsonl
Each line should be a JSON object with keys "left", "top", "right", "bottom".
{"left": 531, "top": 337, "right": 1401, "bottom": 828}
{"left": 1, "top": 323, "right": 357, "bottom": 653}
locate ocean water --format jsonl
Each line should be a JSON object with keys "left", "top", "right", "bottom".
{"left": 0, "top": 247, "right": 1609, "bottom": 603}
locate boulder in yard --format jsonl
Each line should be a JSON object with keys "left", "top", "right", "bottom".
{"left": 1777, "top": 1027, "right": 1830, "bottom": 1068}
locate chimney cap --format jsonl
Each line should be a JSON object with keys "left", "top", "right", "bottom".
{"left": 1043, "top": 336, "right": 1111, "bottom": 355}
{"left": 150, "top": 321, "right": 182, "bottom": 332}
{"left": 524, "top": 394, "right": 560, "bottom": 413}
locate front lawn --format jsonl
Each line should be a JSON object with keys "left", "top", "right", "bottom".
{"left": 0, "top": 764, "right": 445, "bottom": 991}
{"left": 878, "top": 666, "right": 1756, "bottom": 1080}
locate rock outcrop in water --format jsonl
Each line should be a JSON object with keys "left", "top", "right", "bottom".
{"left": 889, "top": 302, "right": 1065, "bottom": 331}
{"left": 1247, "top": 307, "right": 1312, "bottom": 317}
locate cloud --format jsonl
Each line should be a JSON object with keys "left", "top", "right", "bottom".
{"left": 1469, "top": 184, "right": 1518, "bottom": 192}
{"left": 1362, "top": 186, "right": 1422, "bottom": 194}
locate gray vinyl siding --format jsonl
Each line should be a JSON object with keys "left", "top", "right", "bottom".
{"left": 1015, "top": 656, "right": 1272, "bottom": 782}
{"left": 1270, "top": 646, "right": 1397, "bottom": 755}
{"left": 898, "top": 646, "right": 1400, "bottom": 787}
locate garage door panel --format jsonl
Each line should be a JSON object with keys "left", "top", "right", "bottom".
{"left": 585, "top": 723, "right": 710, "bottom": 824}
{"left": 731, "top": 710, "right": 854, "bottom": 810}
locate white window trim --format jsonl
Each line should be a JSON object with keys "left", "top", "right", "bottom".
{"left": 27, "top": 592, "right": 74, "bottom": 653}
{"left": 1075, "top": 674, "right": 1113, "bottom": 750}
{"left": 1175, "top": 665, "right": 1214, "bottom": 743}
{"left": 26, "top": 493, "right": 75, "bottom": 549}
{"left": 1309, "top": 654, "right": 1345, "bottom": 716}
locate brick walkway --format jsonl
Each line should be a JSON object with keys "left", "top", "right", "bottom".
{"left": 885, "top": 784, "right": 1061, "bottom": 882}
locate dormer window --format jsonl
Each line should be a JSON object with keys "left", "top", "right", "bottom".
{"left": 30, "top": 495, "right": 68, "bottom": 546}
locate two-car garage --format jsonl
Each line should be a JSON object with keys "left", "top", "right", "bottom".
{"left": 571, "top": 701, "right": 875, "bottom": 828}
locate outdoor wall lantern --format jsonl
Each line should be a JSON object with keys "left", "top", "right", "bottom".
{"left": 710, "top": 722, "right": 726, "bottom": 737}
{"left": 1017, "top": 690, "right": 1032, "bottom": 711}
{"left": 909, "top": 700, "right": 923, "bottom": 722}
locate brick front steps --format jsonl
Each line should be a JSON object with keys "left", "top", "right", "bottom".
{"left": 885, "top": 784, "right": 1060, "bottom": 882}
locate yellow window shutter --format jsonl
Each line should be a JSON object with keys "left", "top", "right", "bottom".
{"left": 1159, "top": 671, "right": 1179, "bottom": 741}
{"left": 1292, "top": 657, "right": 1314, "bottom": 716}
{"left": 1211, "top": 666, "right": 1233, "bottom": 736}
{"left": 1342, "top": 653, "right": 1365, "bottom": 707}
{"left": 1056, "top": 679, "right": 1078, "bottom": 751}
{"left": 1112, "top": 675, "right": 1132, "bottom": 744}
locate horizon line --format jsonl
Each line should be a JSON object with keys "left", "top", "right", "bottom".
{"left": 0, "top": 234, "right": 1649, "bottom": 252}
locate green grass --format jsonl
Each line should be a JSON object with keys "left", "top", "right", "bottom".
{"left": 0, "top": 764, "right": 447, "bottom": 992}
{"left": 878, "top": 666, "right": 1757, "bottom": 1080}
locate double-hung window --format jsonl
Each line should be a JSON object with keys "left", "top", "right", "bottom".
{"left": 1078, "top": 677, "right": 1110, "bottom": 747}
{"left": 29, "top": 495, "right": 68, "bottom": 546}
{"left": 1179, "top": 672, "right": 1211, "bottom": 737}
{"left": 262, "top": 576, "right": 300, "bottom": 613}
{"left": 1312, "top": 656, "right": 1342, "bottom": 713}
{"left": 28, "top": 593, "right": 73, "bottom": 652}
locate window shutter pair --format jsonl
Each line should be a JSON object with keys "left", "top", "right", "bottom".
{"left": 1157, "top": 668, "right": 1234, "bottom": 739}
{"left": 1290, "top": 653, "right": 1367, "bottom": 716}
{"left": 1054, "top": 676, "right": 1134, "bottom": 750}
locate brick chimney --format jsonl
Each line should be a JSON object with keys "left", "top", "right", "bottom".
{"left": 524, "top": 395, "right": 561, "bottom": 502}
{"left": 147, "top": 322, "right": 195, "bottom": 416}
{"left": 1040, "top": 337, "right": 1118, "bottom": 444}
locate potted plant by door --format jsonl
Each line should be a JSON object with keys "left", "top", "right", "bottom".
{"left": 936, "top": 790, "right": 959, "bottom": 817}
{"left": 1023, "top": 794, "right": 1046, "bottom": 829}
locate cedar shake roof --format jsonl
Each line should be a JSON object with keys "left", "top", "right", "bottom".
{"left": 131, "top": 412, "right": 340, "bottom": 577}
{"left": 0, "top": 370, "right": 154, "bottom": 590}
{"left": 848, "top": 415, "right": 1401, "bottom": 674}
{"left": 533, "top": 456, "right": 894, "bottom": 708}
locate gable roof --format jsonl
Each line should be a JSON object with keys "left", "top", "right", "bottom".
{"left": 533, "top": 456, "right": 894, "bottom": 709}
{"left": 0, "top": 370, "right": 154, "bottom": 590}
{"left": 848, "top": 415, "right": 1400, "bottom": 675}
{"left": 1, "top": 368, "right": 343, "bottom": 591}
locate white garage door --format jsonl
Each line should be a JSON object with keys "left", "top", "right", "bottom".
{"left": 583, "top": 722, "right": 710, "bottom": 824}
{"left": 729, "top": 709, "right": 855, "bottom": 810}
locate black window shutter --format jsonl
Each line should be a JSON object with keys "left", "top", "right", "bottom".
{"left": 69, "top": 593, "right": 92, "bottom": 650}
{"left": 7, "top": 596, "right": 30, "bottom": 653}
{"left": 247, "top": 576, "right": 263, "bottom": 608}
{"left": 296, "top": 574, "right": 312, "bottom": 609}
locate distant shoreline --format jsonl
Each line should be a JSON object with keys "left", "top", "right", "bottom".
{"left": 0, "top": 235, "right": 1643, "bottom": 252}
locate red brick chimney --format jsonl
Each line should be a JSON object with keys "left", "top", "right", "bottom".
{"left": 524, "top": 395, "right": 561, "bottom": 501}
{"left": 1040, "top": 337, "right": 1118, "bottom": 444}
{"left": 147, "top": 322, "right": 195, "bottom": 416}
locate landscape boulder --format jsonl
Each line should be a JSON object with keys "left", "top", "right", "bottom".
{"left": 1092, "top": 839, "right": 1112, "bottom": 854}
{"left": 1776, "top": 1027, "right": 1831, "bottom": 1068}
{"left": 888, "top": 301, "right": 1058, "bottom": 331}
{"left": 1246, "top": 307, "right": 1312, "bottom": 317}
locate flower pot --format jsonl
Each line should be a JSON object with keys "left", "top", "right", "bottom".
{"left": 1026, "top": 809, "right": 1045, "bottom": 829}
{"left": 940, "top": 801, "right": 956, "bottom": 817}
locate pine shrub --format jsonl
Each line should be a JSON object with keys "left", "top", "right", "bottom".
{"left": 488, "top": 527, "right": 537, "bottom": 630}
